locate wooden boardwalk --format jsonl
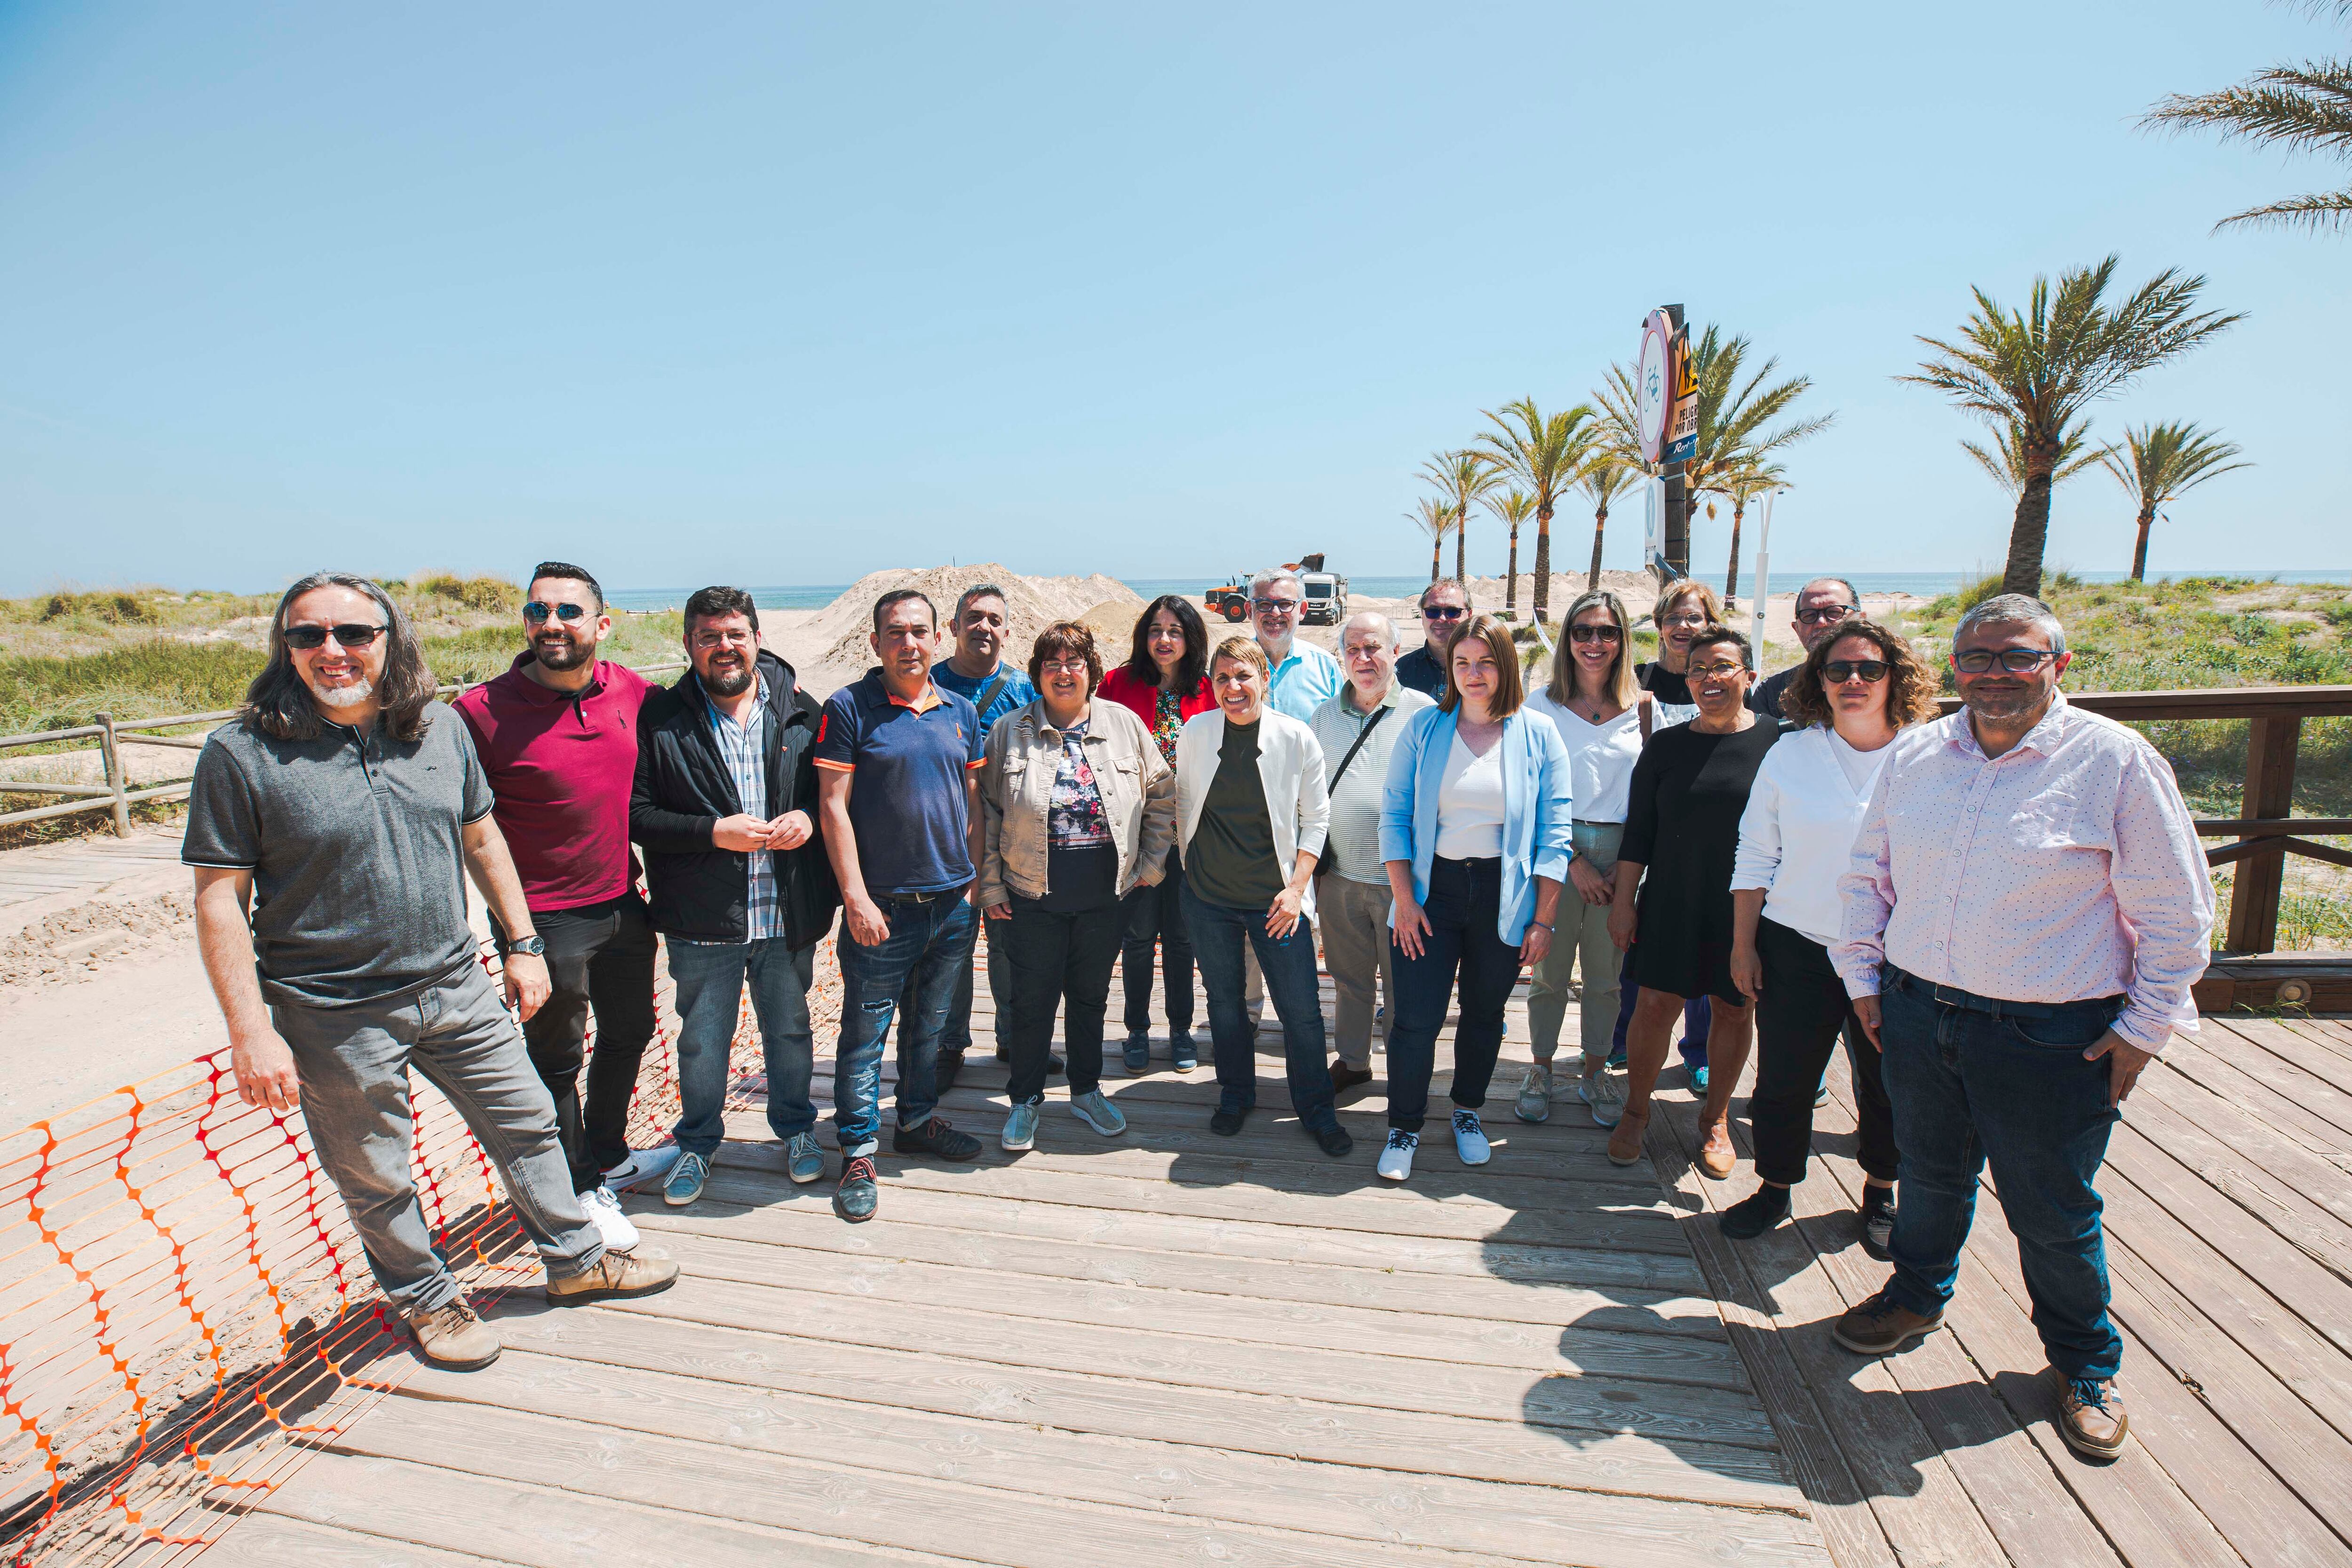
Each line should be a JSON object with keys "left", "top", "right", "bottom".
{"left": 194, "top": 963, "right": 2352, "bottom": 1568}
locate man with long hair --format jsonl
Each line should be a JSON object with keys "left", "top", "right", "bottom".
{"left": 186, "top": 572, "right": 675, "bottom": 1373}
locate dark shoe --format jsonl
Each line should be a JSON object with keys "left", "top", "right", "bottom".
{"left": 934, "top": 1051, "right": 967, "bottom": 1094}
{"left": 545, "top": 1250, "right": 680, "bottom": 1306}
{"left": 1717, "top": 1184, "right": 1791, "bottom": 1240}
{"left": 1833, "top": 1287, "right": 1945, "bottom": 1355}
{"left": 1122, "top": 1033, "right": 1152, "bottom": 1075}
{"left": 834, "top": 1155, "right": 878, "bottom": 1223}
{"left": 407, "top": 1298, "right": 501, "bottom": 1369}
{"left": 893, "top": 1115, "right": 982, "bottom": 1162}
{"left": 1171, "top": 1032, "right": 1200, "bottom": 1072}
{"left": 1311, "top": 1121, "right": 1353, "bottom": 1157}
{"left": 1859, "top": 1186, "right": 1897, "bottom": 1262}
{"left": 1209, "top": 1103, "right": 1250, "bottom": 1136}
{"left": 2058, "top": 1376, "right": 2130, "bottom": 1459}
{"left": 1329, "top": 1061, "right": 1373, "bottom": 1093}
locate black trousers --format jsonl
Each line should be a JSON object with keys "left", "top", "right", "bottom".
{"left": 1120, "top": 849, "right": 1195, "bottom": 1035}
{"left": 1751, "top": 915, "right": 1899, "bottom": 1186}
{"left": 1384, "top": 857, "right": 1517, "bottom": 1132}
{"left": 512, "top": 891, "right": 660, "bottom": 1192}
{"left": 1000, "top": 895, "right": 1122, "bottom": 1102}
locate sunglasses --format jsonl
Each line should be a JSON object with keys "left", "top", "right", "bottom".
{"left": 1954, "top": 647, "right": 2060, "bottom": 674}
{"left": 283, "top": 623, "right": 386, "bottom": 650}
{"left": 1824, "top": 659, "right": 1888, "bottom": 684}
{"left": 1422, "top": 605, "right": 1467, "bottom": 621}
{"left": 1796, "top": 604, "right": 1859, "bottom": 625}
{"left": 524, "top": 601, "right": 591, "bottom": 623}
{"left": 1568, "top": 624, "right": 1622, "bottom": 645}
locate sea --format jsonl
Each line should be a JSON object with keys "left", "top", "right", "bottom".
{"left": 602, "top": 568, "right": 2352, "bottom": 615}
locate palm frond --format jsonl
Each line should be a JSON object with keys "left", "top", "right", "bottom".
{"left": 1476, "top": 398, "right": 1597, "bottom": 511}
{"left": 2098, "top": 421, "right": 2253, "bottom": 507}
{"left": 1961, "top": 412, "right": 2108, "bottom": 497}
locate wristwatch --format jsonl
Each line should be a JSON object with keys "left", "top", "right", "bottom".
{"left": 504, "top": 934, "right": 547, "bottom": 957}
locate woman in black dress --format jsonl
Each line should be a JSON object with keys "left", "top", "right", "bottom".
{"left": 1605, "top": 625, "right": 1780, "bottom": 1176}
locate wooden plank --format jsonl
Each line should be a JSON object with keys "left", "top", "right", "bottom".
{"left": 2124, "top": 1077, "right": 2352, "bottom": 1281}
{"left": 2217, "top": 1016, "right": 2352, "bottom": 1101}
{"left": 630, "top": 1190, "right": 1729, "bottom": 1337}
{"left": 2157, "top": 1034, "right": 2352, "bottom": 1156}
{"left": 389, "top": 1353, "right": 1830, "bottom": 1568}
{"left": 193, "top": 1514, "right": 523, "bottom": 1567}
{"left": 563, "top": 1273, "right": 1784, "bottom": 1449}
{"left": 482, "top": 1305, "right": 1803, "bottom": 1508}
{"left": 2225, "top": 713, "right": 2297, "bottom": 955}
{"left": 254, "top": 1451, "right": 956, "bottom": 1568}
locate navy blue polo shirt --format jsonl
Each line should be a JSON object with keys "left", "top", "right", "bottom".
{"left": 813, "top": 669, "right": 985, "bottom": 898}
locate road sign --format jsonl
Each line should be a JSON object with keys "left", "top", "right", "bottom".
{"left": 1665, "top": 323, "right": 1698, "bottom": 464}
{"left": 1636, "top": 309, "right": 1674, "bottom": 463}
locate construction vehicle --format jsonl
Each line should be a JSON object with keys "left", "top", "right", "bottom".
{"left": 1295, "top": 553, "right": 1349, "bottom": 625}
{"left": 1203, "top": 574, "right": 1253, "bottom": 622}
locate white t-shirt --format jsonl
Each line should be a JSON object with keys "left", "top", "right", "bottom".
{"left": 1524, "top": 688, "right": 1641, "bottom": 822}
{"left": 1433, "top": 732, "right": 1507, "bottom": 860}
{"left": 1828, "top": 728, "right": 1888, "bottom": 795}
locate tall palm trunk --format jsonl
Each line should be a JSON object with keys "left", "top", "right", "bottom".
{"left": 1454, "top": 509, "right": 1468, "bottom": 585}
{"left": 1724, "top": 495, "right": 1747, "bottom": 604}
{"left": 1533, "top": 504, "right": 1554, "bottom": 621}
{"left": 1588, "top": 503, "right": 1608, "bottom": 591}
{"left": 1506, "top": 521, "right": 1520, "bottom": 617}
{"left": 2131, "top": 502, "right": 2156, "bottom": 581}
{"left": 2002, "top": 442, "right": 2058, "bottom": 597}
{"left": 1430, "top": 535, "right": 1442, "bottom": 583}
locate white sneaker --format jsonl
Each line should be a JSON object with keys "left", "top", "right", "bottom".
{"left": 600, "top": 1145, "right": 682, "bottom": 1193}
{"left": 1453, "top": 1108, "right": 1492, "bottom": 1167}
{"left": 580, "top": 1186, "right": 639, "bottom": 1254}
{"left": 1514, "top": 1064, "right": 1552, "bottom": 1123}
{"left": 1376, "top": 1129, "right": 1418, "bottom": 1181}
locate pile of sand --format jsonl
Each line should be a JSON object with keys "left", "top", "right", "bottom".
{"left": 806, "top": 564, "right": 1141, "bottom": 670}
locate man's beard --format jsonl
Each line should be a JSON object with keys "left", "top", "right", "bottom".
{"left": 702, "top": 661, "right": 754, "bottom": 698}
{"left": 314, "top": 678, "right": 374, "bottom": 708}
{"left": 1965, "top": 685, "right": 2043, "bottom": 723}
{"left": 534, "top": 634, "right": 592, "bottom": 672}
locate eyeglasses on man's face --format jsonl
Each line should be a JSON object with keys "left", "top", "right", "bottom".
{"left": 1796, "top": 604, "right": 1858, "bottom": 625}
{"left": 1824, "top": 659, "right": 1888, "bottom": 684}
{"left": 1422, "top": 605, "right": 1467, "bottom": 622}
{"left": 1568, "top": 624, "right": 1622, "bottom": 645}
{"left": 1953, "top": 647, "right": 2059, "bottom": 675}
{"left": 1252, "top": 597, "right": 1299, "bottom": 613}
{"left": 284, "top": 623, "right": 387, "bottom": 651}
{"left": 524, "top": 601, "right": 590, "bottom": 624}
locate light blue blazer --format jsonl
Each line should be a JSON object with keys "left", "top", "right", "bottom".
{"left": 1377, "top": 704, "right": 1575, "bottom": 945}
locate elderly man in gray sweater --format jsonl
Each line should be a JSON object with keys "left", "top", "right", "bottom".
{"left": 1309, "top": 611, "right": 1435, "bottom": 1093}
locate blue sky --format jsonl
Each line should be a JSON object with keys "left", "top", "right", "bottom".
{"left": 1, "top": 2, "right": 2342, "bottom": 596}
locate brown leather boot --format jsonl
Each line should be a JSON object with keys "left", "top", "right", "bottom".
{"left": 545, "top": 1250, "right": 680, "bottom": 1306}
{"left": 407, "top": 1298, "right": 501, "bottom": 1370}
{"left": 1832, "top": 1287, "right": 1945, "bottom": 1355}
{"left": 1606, "top": 1103, "right": 1650, "bottom": 1166}
{"left": 2058, "top": 1376, "right": 2129, "bottom": 1458}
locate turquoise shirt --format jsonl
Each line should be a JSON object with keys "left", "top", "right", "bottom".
{"left": 1264, "top": 640, "right": 1343, "bottom": 723}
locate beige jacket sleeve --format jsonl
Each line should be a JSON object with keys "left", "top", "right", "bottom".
{"left": 977, "top": 718, "right": 1013, "bottom": 908}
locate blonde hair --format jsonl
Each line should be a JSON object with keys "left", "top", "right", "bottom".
{"left": 1651, "top": 578, "right": 1724, "bottom": 629}
{"left": 1547, "top": 589, "right": 1639, "bottom": 708}
{"left": 1210, "top": 634, "right": 1270, "bottom": 678}
{"left": 1438, "top": 614, "right": 1526, "bottom": 716}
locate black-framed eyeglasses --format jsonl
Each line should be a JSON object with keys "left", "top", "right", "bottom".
{"left": 524, "top": 600, "right": 590, "bottom": 623}
{"left": 283, "top": 623, "right": 386, "bottom": 650}
{"left": 1953, "top": 647, "right": 2060, "bottom": 674}
{"left": 1422, "top": 605, "right": 1467, "bottom": 621}
{"left": 1252, "top": 597, "right": 1299, "bottom": 612}
{"left": 1796, "top": 604, "right": 1858, "bottom": 625}
{"left": 1823, "top": 658, "right": 1888, "bottom": 684}
{"left": 1567, "top": 624, "right": 1622, "bottom": 644}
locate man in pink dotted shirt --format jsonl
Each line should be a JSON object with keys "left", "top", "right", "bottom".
{"left": 1825, "top": 594, "right": 2214, "bottom": 1462}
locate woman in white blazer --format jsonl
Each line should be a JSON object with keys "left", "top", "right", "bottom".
{"left": 1375, "top": 614, "right": 1573, "bottom": 1182}
{"left": 1721, "top": 619, "right": 1940, "bottom": 1255}
{"left": 1174, "top": 636, "right": 1347, "bottom": 1156}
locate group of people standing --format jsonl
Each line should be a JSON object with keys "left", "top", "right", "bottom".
{"left": 186, "top": 558, "right": 2215, "bottom": 1465}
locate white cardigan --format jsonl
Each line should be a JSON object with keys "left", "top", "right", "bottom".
{"left": 1730, "top": 724, "right": 1894, "bottom": 947}
{"left": 1174, "top": 708, "right": 1330, "bottom": 910}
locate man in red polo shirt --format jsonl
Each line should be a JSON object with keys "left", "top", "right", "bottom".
{"left": 454, "top": 562, "right": 670, "bottom": 1254}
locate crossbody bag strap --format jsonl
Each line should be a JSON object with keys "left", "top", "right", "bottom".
{"left": 975, "top": 671, "right": 1011, "bottom": 723}
{"left": 1637, "top": 691, "right": 1654, "bottom": 743}
{"left": 1328, "top": 703, "right": 1391, "bottom": 789}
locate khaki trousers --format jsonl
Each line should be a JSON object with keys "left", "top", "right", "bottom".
{"left": 1318, "top": 875, "right": 1395, "bottom": 1069}
{"left": 1526, "top": 821, "right": 1624, "bottom": 1070}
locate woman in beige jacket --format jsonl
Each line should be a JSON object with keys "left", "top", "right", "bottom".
{"left": 979, "top": 621, "right": 1177, "bottom": 1151}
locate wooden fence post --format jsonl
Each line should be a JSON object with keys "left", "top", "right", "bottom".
{"left": 2225, "top": 714, "right": 2301, "bottom": 954}
{"left": 96, "top": 712, "right": 131, "bottom": 838}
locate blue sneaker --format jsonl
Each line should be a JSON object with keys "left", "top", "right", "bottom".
{"left": 785, "top": 1131, "right": 824, "bottom": 1185}
{"left": 1171, "top": 1031, "right": 1200, "bottom": 1073}
{"left": 1123, "top": 1033, "right": 1152, "bottom": 1075}
{"left": 1691, "top": 1064, "right": 1710, "bottom": 1094}
{"left": 662, "top": 1150, "right": 710, "bottom": 1208}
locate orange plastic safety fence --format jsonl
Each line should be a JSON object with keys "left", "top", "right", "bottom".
{"left": 0, "top": 944, "right": 841, "bottom": 1566}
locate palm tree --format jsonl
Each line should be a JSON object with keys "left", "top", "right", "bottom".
{"left": 1901, "top": 257, "right": 2243, "bottom": 597}
{"left": 1408, "top": 496, "right": 1456, "bottom": 584}
{"left": 1679, "top": 326, "right": 1834, "bottom": 532}
{"left": 1719, "top": 464, "right": 1785, "bottom": 605}
{"left": 2098, "top": 422, "right": 2252, "bottom": 581}
{"left": 1477, "top": 398, "right": 1597, "bottom": 621}
{"left": 1483, "top": 489, "right": 1538, "bottom": 615}
{"left": 1577, "top": 457, "right": 1640, "bottom": 591}
{"left": 2144, "top": 2, "right": 2352, "bottom": 233}
{"left": 1420, "top": 449, "right": 1502, "bottom": 588}
{"left": 1960, "top": 412, "right": 2110, "bottom": 497}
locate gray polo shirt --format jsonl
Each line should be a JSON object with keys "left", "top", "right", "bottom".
{"left": 183, "top": 700, "right": 495, "bottom": 1009}
{"left": 1309, "top": 681, "right": 1433, "bottom": 885}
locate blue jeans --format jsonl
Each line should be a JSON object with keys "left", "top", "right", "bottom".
{"left": 1385, "top": 856, "right": 1516, "bottom": 1131}
{"left": 921, "top": 907, "right": 1011, "bottom": 1057}
{"left": 1181, "top": 882, "right": 1336, "bottom": 1131}
{"left": 834, "top": 894, "right": 978, "bottom": 1156}
{"left": 666, "top": 936, "right": 817, "bottom": 1158}
{"left": 1877, "top": 965, "right": 2125, "bottom": 1380}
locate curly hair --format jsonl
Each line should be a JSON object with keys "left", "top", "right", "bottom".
{"left": 241, "top": 572, "right": 437, "bottom": 744}
{"left": 1780, "top": 617, "right": 1941, "bottom": 730}
{"left": 1027, "top": 621, "right": 1104, "bottom": 692}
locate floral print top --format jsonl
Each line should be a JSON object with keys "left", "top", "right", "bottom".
{"left": 1047, "top": 720, "right": 1115, "bottom": 851}
{"left": 1150, "top": 689, "right": 1185, "bottom": 767}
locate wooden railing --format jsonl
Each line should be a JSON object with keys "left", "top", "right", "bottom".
{"left": 1938, "top": 684, "right": 2352, "bottom": 957}
{"left": 0, "top": 662, "right": 688, "bottom": 837}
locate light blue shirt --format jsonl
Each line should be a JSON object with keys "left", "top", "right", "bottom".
{"left": 1378, "top": 704, "right": 1574, "bottom": 944}
{"left": 1264, "top": 639, "right": 1343, "bottom": 723}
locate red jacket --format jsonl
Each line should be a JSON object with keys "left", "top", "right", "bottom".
{"left": 1096, "top": 665, "right": 1215, "bottom": 764}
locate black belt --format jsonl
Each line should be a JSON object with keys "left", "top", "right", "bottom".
{"left": 1883, "top": 964, "right": 2122, "bottom": 1021}
{"left": 880, "top": 884, "right": 968, "bottom": 905}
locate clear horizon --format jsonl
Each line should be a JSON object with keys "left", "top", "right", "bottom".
{"left": 3, "top": 4, "right": 2344, "bottom": 597}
